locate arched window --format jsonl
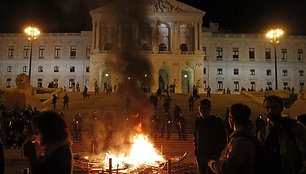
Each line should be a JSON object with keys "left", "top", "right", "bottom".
{"left": 180, "top": 43, "right": 188, "bottom": 51}
{"left": 159, "top": 43, "right": 167, "bottom": 51}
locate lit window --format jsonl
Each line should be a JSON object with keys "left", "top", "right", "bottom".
{"left": 6, "top": 78, "right": 12, "bottom": 88}
{"left": 39, "top": 46, "right": 45, "bottom": 59}
{"left": 217, "top": 81, "right": 223, "bottom": 91}
{"left": 24, "top": 46, "right": 30, "bottom": 58}
{"left": 54, "top": 66, "right": 59, "bottom": 72}
{"left": 7, "top": 66, "right": 12, "bottom": 72}
{"left": 23, "top": 66, "right": 27, "bottom": 72}
{"left": 234, "top": 81, "right": 239, "bottom": 91}
{"left": 250, "top": 69, "right": 255, "bottom": 75}
{"left": 266, "top": 69, "right": 272, "bottom": 76}
{"left": 217, "top": 68, "right": 223, "bottom": 75}
{"left": 281, "top": 49, "right": 287, "bottom": 61}
{"left": 54, "top": 46, "right": 60, "bottom": 58}
{"left": 38, "top": 66, "right": 43, "bottom": 72}
{"left": 283, "top": 70, "right": 288, "bottom": 76}
{"left": 86, "top": 46, "right": 91, "bottom": 58}
{"left": 216, "top": 47, "right": 223, "bottom": 60}
{"left": 233, "top": 48, "right": 239, "bottom": 60}
{"left": 8, "top": 46, "right": 14, "bottom": 58}
{"left": 37, "top": 78, "right": 43, "bottom": 88}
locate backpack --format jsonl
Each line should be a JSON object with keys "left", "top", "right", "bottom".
{"left": 233, "top": 133, "right": 275, "bottom": 174}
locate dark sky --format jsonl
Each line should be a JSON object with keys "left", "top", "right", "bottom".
{"left": 0, "top": 0, "right": 306, "bottom": 35}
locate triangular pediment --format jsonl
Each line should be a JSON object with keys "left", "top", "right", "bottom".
{"left": 90, "top": 0, "right": 204, "bottom": 17}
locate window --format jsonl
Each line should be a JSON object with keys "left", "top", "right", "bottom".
{"left": 265, "top": 48, "right": 271, "bottom": 60}
{"left": 24, "top": 46, "right": 30, "bottom": 58}
{"left": 54, "top": 46, "right": 60, "bottom": 58}
{"left": 267, "top": 82, "right": 272, "bottom": 89}
{"left": 69, "top": 79, "right": 75, "bottom": 88}
{"left": 159, "top": 43, "right": 167, "bottom": 51}
{"left": 250, "top": 69, "right": 255, "bottom": 75}
{"left": 39, "top": 46, "right": 45, "bottom": 59}
{"left": 283, "top": 82, "right": 288, "bottom": 89}
{"left": 234, "top": 69, "right": 239, "bottom": 75}
{"left": 249, "top": 48, "right": 255, "bottom": 60}
{"left": 233, "top": 48, "right": 239, "bottom": 60}
{"left": 8, "top": 46, "right": 14, "bottom": 58}
{"left": 7, "top": 66, "right": 12, "bottom": 72}
{"left": 283, "top": 70, "right": 288, "bottom": 76}
{"left": 6, "top": 78, "right": 12, "bottom": 88}
{"left": 203, "top": 68, "right": 206, "bottom": 75}
{"left": 86, "top": 66, "right": 90, "bottom": 73}
{"left": 54, "top": 66, "right": 59, "bottom": 72}
{"left": 250, "top": 81, "right": 256, "bottom": 91}
{"left": 216, "top": 47, "right": 223, "bottom": 60}
{"left": 266, "top": 69, "right": 272, "bottom": 76}
{"left": 86, "top": 46, "right": 91, "bottom": 58}
{"left": 37, "top": 78, "right": 43, "bottom": 88}
{"left": 70, "top": 66, "right": 75, "bottom": 72}
{"left": 298, "top": 49, "right": 303, "bottom": 61}
{"left": 180, "top": 43, "right": 188, "bottom": 52}
{"left": 217, "top": 68, "right": 223, "bottom": 75}
{"left": 234, "top": 81, "right": 239, "bottom": 91}
{"left": 281, "top": 49, "right": 287, "bottom": 61}
{"left": 203, "top": 47, "right": 207, "bottom": 61}
{"left": 300, "top": 82, "right": 305, "bottom": 91}
{"left": 70, "top": 46, "right": 76, "bottom": 58}
{"left": 38, "top": 66, "right": 43, "bottom": 72}
{"left": 217, "top": 81, "right": 223, "bottom": 91}
{"left": 23, "top": 66, "right": 27, "bottom": 72}
{"left": 299, "top": 70, "right": 304, "bottom": 76}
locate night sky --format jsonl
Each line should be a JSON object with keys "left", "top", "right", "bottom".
{"left": 0, "top": 0, "right": 306, "bottom": 35}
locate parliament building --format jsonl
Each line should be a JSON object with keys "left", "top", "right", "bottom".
{"left": 1, "top": 0, "right": 306, "bottom": 94}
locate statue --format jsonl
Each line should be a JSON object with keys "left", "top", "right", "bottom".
{"left": 3, "top": 73, "right": 41, "bottom": 110}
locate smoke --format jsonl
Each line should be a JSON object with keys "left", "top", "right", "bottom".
{"left": 101, "top": 0, "right": 154, "bottom": 140}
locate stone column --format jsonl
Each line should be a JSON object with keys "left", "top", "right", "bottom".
{"left": 198, "top": 22, "right": 203, "bottom": 51}
{"left": 194, "top": 22, "right": 198, "bottom": 51}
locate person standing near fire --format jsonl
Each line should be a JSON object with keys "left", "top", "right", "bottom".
{"left": 194, "top": 99, "right": 227, "bottom": 174}
{"left": 31, "top": 111, "right": 72, "bottom": 174}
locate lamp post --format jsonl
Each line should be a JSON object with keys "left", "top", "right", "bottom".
{"left": 266, "top": 28, "right": 284, "bottom": 90}
{"left": 24, "top": 26, "right": 40, "bottom": 84}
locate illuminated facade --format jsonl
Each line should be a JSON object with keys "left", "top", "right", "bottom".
{"left": 0, "top": 0, "right": 306, "bottom": 93}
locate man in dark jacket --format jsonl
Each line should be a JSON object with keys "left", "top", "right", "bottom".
{"left": 258, "top": 95, "right": 306, "bottom": 174}
{"left": 194, "top": 99, "right": 227, "bottom": 174}
{"left": 208, "top": 103, "right": 256, "bottom": 174}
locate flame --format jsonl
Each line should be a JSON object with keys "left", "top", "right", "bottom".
{"left": 135, "top": 122, "right": 142, "bottom": 133}
{"left": 102, "top": 133, "right": 165, "bottom": 170}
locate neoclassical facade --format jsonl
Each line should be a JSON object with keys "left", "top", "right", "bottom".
{"left": 0, "top": 0, "right": 306, "bottom": 93}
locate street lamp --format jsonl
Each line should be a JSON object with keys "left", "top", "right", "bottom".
{"left": 24, "top": 26, "right": 40, "bottom": 84}
{"left": 266, "top": 28, "right": 284, "bottom": 90}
